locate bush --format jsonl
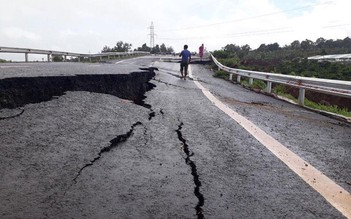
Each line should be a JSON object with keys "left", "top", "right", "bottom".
{"left": 241, "top": 78, "right": 266, "bottom": 90}
{"left": 252, "top": 79, "right": 266, "bottom": 90}
{"left": 212, "top": 50, "right": 232, "bottom": 59}
{"left": 273, "top": 84, "right": 286, "bottom": 95}
{"left": 213, "top": 70, "right": 230, "bottom": 80}
{"left": 218, "top": 58, "right": 239, "bottom": 68}
{"left": 305, "top": 99, "right": 351, "bottom": 117}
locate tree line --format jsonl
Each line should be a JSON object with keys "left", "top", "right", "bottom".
{"left": 212, "top": 37, "right": 351, "bottom": 81}
{"left": 102, "top": 41, "right": 174, "bottom": 54}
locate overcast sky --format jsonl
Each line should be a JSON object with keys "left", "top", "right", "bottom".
{"left": 1, "top": 0, "right": 350, "bottom": 60}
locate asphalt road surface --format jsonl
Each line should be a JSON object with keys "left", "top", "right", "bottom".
{"left": 0, "top": 56, "right": 350, "bottom": 218}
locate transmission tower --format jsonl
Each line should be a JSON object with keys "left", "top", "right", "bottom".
{"left": 148, "top": 22, "right": 155, "bottom": 48}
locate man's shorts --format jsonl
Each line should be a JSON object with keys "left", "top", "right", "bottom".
{"left": 180, "top": 61, "right": 189, "bottom": 73}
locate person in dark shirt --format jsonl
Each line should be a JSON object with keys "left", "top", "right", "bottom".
{"left": 179, "top": 44, "right": 191, "bottom": 80}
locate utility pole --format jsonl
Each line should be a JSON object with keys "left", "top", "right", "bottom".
{"left": 148, "top": 22, "right": 155, "bottom": 49}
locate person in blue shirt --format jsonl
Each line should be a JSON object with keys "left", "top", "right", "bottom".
{"left": 179, "top": 45, "right": 191, "bottom": 80}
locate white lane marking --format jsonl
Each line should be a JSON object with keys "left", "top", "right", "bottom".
{"left": 115, "top": 60, "right": 127, "bottom": 64}
{"left": 188, "top": 65, "right": 351, "bottom": 218}
{"left": 115, "top": 56, "right": 142, "bottom": 64}
{"left": 0, "top": 66, "right": 31, "bottom": 68}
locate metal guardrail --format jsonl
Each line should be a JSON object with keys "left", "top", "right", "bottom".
{"left": 210, "top": 53, "right": 351, "bottom": 106}
{"left": 0, "top": 46, "right": 150, "bottom": 62}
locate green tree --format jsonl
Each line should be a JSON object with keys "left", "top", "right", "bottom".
{"left": 267, "top": 43, "right": 280, "bottom": 51}
{"left": 167, "top": 46, "right": 174, "bottom": 54}
{"left": 102, "top": 45, "right": 112, "bottom": 52}
{"left": 316, "top": 37, "right": 326, "bottom": 48}
{"left": 113, "top": 41, "right": 132, "bottom": 52}
{"left": 136, "top": 43, "right": 151, "bottom": 52}
{"left": 301, "top": 39, "right": 314, "bottom": 50}
{"left": 151, "top": 44, "right": 160, "bottom": 54}
{"left": 160, "top": 43, "right": 167, "bottom": 53}
{"left": 290, "top": 40, "right": 300, "bottom": 49}
{"left": 223, "top": 44, "right": 241, "bottom": 53}
{"left": 102, "top": 41, "right": 132, "bottom": 53}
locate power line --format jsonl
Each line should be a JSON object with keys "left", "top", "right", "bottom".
{"left": 157, "top": 27, "right": 292, "bottom": 41}
{"left": 159, "top": 1, "right": 333, "bottom": 32}
{"left": 323, "top": 23, "right": 351, "bottom": 28}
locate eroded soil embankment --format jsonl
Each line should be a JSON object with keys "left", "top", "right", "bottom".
{"left": 282, "top": 85, "right": 351, "bottom": 110}
{"left": 0, "top": 68, "right": 156, "bottom": 109}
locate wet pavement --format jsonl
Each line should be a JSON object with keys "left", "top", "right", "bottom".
{"left": 0, "top": 56, "right": 350, "bottom": 218}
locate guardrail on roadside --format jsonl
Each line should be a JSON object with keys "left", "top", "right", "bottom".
{"left": 210, "top": 53, "right": 351, "bottom": 106}
{"left": 0, "top": 46, "right": 150, "bottom": 62}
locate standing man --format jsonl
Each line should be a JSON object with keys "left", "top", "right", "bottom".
{"left": 199, "top": 43, "right": 204, "bottom": 61}
{"left": 179, "top": 45, "right": 191, "bottom": 80}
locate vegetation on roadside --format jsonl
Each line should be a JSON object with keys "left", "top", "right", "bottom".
{"left": 213, "top": 69, "right": 351, "bottom": 117}
{"left": 273, "top": 88, "right": 351, "bottom": 117}
{"left": 211, "top": 37, "right": 351, "bottom": 81}
{"left": 241, "top": 78, "right": 266, "bottom": 90}
{"left": 213, "top": 70, "right": 230, "bottom": 80}
{"left": 304, "top": 99, "right": 351, "bottom": 117}
{"left": 271, "top": 84, "right": 351, "bottom": 117}
{"left": 210, "top": 37, "right": 351, "bottom": 117}
{"left": 0, "top": 58, "right": 7, "bottom": 63}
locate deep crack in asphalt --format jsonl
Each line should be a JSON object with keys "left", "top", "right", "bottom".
{"left": 72, "top": 121, "right": 143, "bottom": 183}
{"left": 176, "top": 122, "right": 205, "bottom": 219}
{"left": 0, "top": 108, "right": 25, "bottom": 120}
{"left": 148, "top": 111, "right": 156, "bottom": 120}
{"left": 0, "top": 68, "right": 157, "bottom": 110}
{"left": 71, "top": 68, "right": 158, "bottom": 184}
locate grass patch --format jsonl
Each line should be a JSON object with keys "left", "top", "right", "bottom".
{"left": 241, "top": 78, "right": 266, "bottom": 90}
{"left": 252, "top": 80, "right": 266, "bottom": 90}
{"left": 304, "top": 99, "right": 351, "bottom": 117}
{"left": 273, "top": 85, "right": 298, "bottom": 101}
{"left": 273, "top": 85, "right": 351, "bottom": 117}
{"left": 213, "top": 70, "right": 230, "bottom": 80}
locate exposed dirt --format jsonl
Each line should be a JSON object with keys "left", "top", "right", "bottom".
{"left": 281, "top": 84, "right": 351, "bottom": 110}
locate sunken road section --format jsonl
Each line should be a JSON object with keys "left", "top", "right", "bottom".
{"left": 0, "top": 67, "right": 157, "bottom": 109}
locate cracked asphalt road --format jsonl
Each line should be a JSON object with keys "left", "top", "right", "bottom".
{"left": 0, "top": 57, "right": 350, "bottom": 218}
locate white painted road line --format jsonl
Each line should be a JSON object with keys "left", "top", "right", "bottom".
{"left": 189, "top": 65, "right": 351, "bottom": 218}
{"left": 0, "top": 66, "right": 31, "bottom": 68}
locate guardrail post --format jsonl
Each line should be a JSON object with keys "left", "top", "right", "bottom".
{"left": 209, "top": 52, "right": 351, "bottom": 103}
{"left": 229, "top": 73, "right": 233, "bottom": 81}
{"left": 266, "top": 81, "right": 272, "bottom": 93}
{"left": 298, "top": 88, "right": 305, "bottom": 106}
{"left": 249, "top": 78, "right": 253, "bottom": 86}
{"left": 25, "top": 53, "right": 28, "bottom": 62}
{"left": 237, "top": 75, "right": 241, "bottom": 83}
